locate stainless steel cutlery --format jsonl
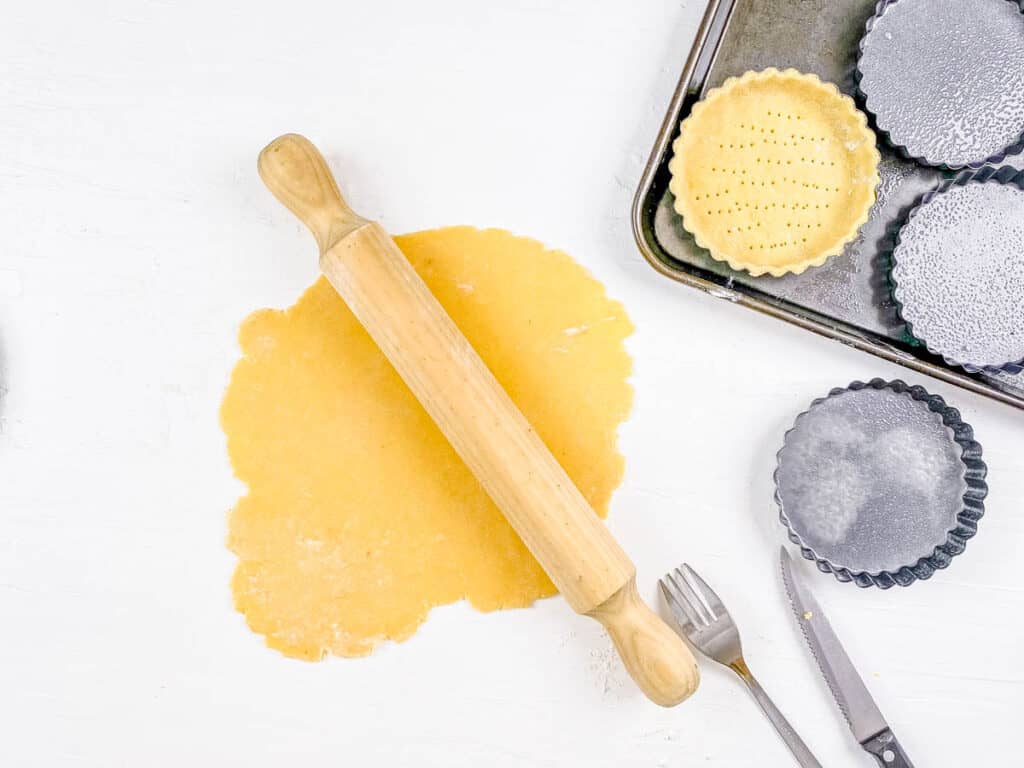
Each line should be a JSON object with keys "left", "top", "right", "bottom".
{"left": 781, "top": 548, "right": 915, "bottom": 767}
{"left": 660, "top": 564, "right": 822, "bottom": 767}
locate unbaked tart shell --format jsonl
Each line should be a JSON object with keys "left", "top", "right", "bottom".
{"left": 668, "top": 69, "right": 881, "bottom": 277}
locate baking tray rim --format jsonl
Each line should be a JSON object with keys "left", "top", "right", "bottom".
{"left": 629, "top": 0, "right": 1024, "bottom": 412}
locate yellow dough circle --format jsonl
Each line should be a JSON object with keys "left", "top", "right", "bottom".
{"left": 221, "top": 227, "right": 634, "bottom": 659}
{"left": 669, "top": 68, "right": 880, "bottom": 277}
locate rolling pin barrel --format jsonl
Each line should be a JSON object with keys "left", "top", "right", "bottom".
{"left": 257, "top": 134, "right": 699, "bottom": 706}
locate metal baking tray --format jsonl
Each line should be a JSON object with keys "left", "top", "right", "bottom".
{"left": 632, "top": 0, "right": 1024, "bottom": 410}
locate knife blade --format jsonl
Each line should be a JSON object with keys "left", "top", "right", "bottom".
{"left": 780, "top": 548, "right": 915, "bottom": 768}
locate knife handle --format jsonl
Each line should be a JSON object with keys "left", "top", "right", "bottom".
{"left": 863, "top": 729, "right": 914, "bottom": 768}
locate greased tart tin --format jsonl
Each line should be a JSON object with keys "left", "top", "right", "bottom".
{"left": 891, "top": 167, "right": 1024, "bottom": 374}
{"left": 774, "top": 379, "right": 987, "bottom": 588}
{"left": 856, "top": 0, "right": 1024, "bottom": 169}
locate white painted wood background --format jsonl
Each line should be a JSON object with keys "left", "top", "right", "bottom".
{"left": 2, "top": 1, "right": 1022, "bottom": 765}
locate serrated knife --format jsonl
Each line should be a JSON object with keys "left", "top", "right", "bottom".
{"left": 780, "top": 548, "right": 915, "bottom": 767}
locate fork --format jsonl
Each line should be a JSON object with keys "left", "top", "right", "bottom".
{"left": 660, "top": 564, "right": 822, "bottom": 768}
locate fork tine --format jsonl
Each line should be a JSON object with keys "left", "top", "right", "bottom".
{"left": 659, "top": 574, "right": 694, "bottom": 626}
{"left": 680, "top": 564, "right": 725, "bottom": 618}
{"left": 668, "top": 568, "right": 714, "bottom": 628}
{"left": 658, "top": 577, "right": 695, "bottom": 632}
{"left": 675, "top": 565, "right": 718, "bottom": 623}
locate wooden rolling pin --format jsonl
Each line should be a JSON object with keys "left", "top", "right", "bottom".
{"left": 257, "top": 134, "right": 699, "bottom": 706}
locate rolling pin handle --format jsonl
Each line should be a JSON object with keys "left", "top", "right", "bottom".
{"left": 257, "top": 133, "right": 366, "bottom": 253}
{"left": 588, "top": 577, "right": 700, "bottom": 707}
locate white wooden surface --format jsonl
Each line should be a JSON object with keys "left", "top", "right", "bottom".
{"left": 1, "top": 1, "right": 1022, "bottom": 765}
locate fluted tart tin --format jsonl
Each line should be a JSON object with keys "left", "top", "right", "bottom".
{"left": 891, "top": 166, "right": 1024, "bottom": 375}
{"left": 856, "top": 0, "right": 1024, "bottom": 169}
{"left": 774, "top": 379, "right": 987, "bottom": 588}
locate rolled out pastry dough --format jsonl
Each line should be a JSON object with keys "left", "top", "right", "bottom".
{"left": 221, "top": 227, "right": 634, "bottom": 659}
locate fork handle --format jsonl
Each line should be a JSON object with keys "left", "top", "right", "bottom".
{"left": 732, "top": 661, "right": 823, "bottom": 768}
